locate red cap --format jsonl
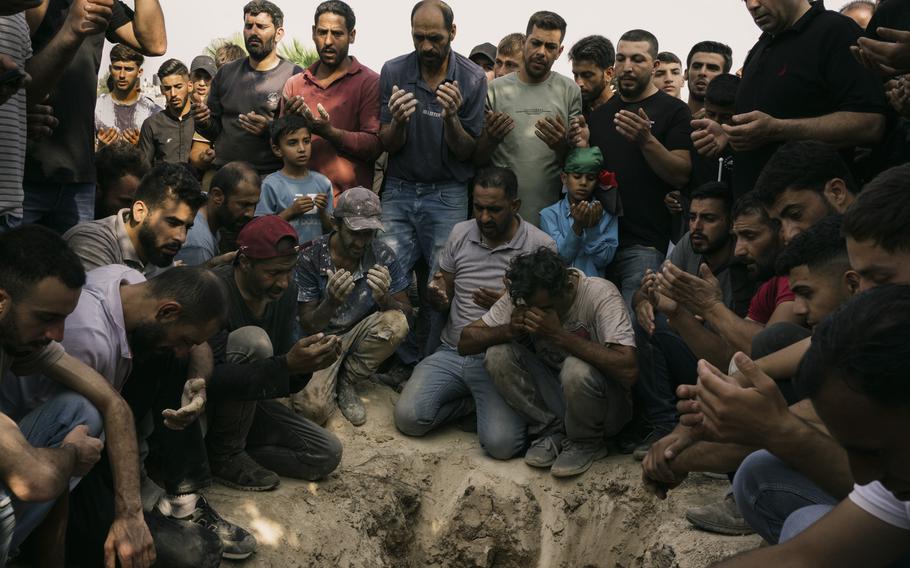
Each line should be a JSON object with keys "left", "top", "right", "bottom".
{"left": 236, "top": 215, "right": 299, "bottom": 259}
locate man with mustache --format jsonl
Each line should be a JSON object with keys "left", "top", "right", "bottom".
{"left": 282, "top": 1, "right": 382, "bottom": 198}
{"left": 176, "top": 161, "right": 262, "bottom": 268}
{"left": 193, "top": 1, "right": 303, "bottom": 176}
{"left": 63, "top": 163, "right": 205, "bottom": 278}
{"left": 683, "top": 41, "right": 732, "bottom": 117}
{"left": 137, "top": 59, "right": 196, "bottom": 167}
{"left": 477, "top": 11, "right": 583, "bottom": 227}
{"left": 588, "top": 29, "right": 694, "bottom": 309}
{"left": 95, "top": 44, "right": 161, "bottom": 149}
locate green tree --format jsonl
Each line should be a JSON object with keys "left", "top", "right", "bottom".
{"left": 278, "top": 38, "right": 318, "bottom": 68}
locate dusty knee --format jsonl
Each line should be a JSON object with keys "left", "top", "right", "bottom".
{"left": 375, "top": 310, "right": 410, "bottom": 345}
{"left": 560, "top": 357, "right": 602, "bottom": 395}
{"left": 483, "top": 343, "right": 520, "bottom": 382}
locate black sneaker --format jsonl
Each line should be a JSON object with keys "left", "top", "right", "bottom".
{"left": 181, "top": 495, "right": 258, "bottom": 560}
{"left": 211, "top": 451, "right": 280, "bottom": 492}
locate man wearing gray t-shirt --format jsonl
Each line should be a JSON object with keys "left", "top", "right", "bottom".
{"left": 394, "top": 167, "right": 555, "bottom": 459}
{"left": 192, "top": 1, "right": 302, "bottom": 175}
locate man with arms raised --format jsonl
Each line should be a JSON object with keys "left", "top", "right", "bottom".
{"left": 283, "top": 0, "right": 382, "bottom": 197}
{"left": 193, "top": 1, "right": 302, "bottom": 176}
{"left": 478, "top": 11, "right": 583, "bottom": 226}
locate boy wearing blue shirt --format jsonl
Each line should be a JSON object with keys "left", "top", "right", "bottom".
{"left": 540, "top": 147, "right": 618, "bottom": 276}
{"left": 258, "top": 115, "right": 334, "bottom": 244}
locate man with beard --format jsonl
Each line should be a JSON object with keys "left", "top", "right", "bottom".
{"left": 631, "top": 183, "right": 751, "bottom": 457}
{"left": 63, "top": 163, "right": 205, "bottom": 277}
{"left": 570, "top": 35, "right": 615, "bottom": 117}
{"left": 755, "top": 140, "right": 858, "bottom": 245}
{"left": 192, "top": 1, "right": 302, "bottom": 176}
{"left": 588, "top": 29, "right": 693, "bottom": 308}
{"left": 95, "top": 44, "right": 162, "bottom": 148}
{"left": 138, "top": 59, "right": 195, "bottom": 166}
{"left": 282, "top": 1, "right": 382, "bottom": 198}
{"left": 0, "top": 225, "right": 153, "bottom": 567}
{"left": 378, "top": 0, "right": 486, "bottom": 285}
{"left": 176, "top": 161, "right": 261, "bottom": 267}
{"left": 394, "top": 167, "right": 555, "bottom": 460}
{"left": 206, "top": 215, "right": 344, "bottom": 491}
{"left": 478, "top": 11, "right": 583, "bottom": 227}
{"left": 653, "top": 52, "right": 684, "bottom": 99}
{"left": 684, "top": 41, "right": 732, "bottom": 117}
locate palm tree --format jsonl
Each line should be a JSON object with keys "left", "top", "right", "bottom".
{"left": 204, "top": 34, "right": 247, "bottom": 60}
{"left": 278, "top": 38, "right": 319, "bottom": 68}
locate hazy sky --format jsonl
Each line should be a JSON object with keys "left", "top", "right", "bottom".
{"left": 105, "top": 0, "right": 766, "bottom": 81}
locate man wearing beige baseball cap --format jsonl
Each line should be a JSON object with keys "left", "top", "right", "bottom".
{"left": 294, "top": 187, "right": 412, "bottom": 426}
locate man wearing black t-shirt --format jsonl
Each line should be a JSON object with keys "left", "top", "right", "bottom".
{"left": 727, "top": 0, "right": 888, "bottom": 198}
{"left": 193, "top": 1, "right": 302, "bottom": 175}
{"left": 588, "top": 29, "right": 693, "bottom": 308}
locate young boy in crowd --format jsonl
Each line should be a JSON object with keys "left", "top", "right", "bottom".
{"left": 257, "top": 115, "right": 334, "bottom": 245}
{"left": 540, "top": 147, "right": 618, "bottom": 277}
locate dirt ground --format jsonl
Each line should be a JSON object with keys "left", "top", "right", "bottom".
{"left": 206, "top": 381, "right": 761, "bottom": 568}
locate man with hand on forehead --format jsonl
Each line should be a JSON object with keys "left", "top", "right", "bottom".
{"left": 295, "top": 187, "right": 411, "bottom": 426}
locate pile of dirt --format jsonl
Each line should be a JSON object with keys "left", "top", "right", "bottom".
{"left": 206, "top": 382, "right": 760, "bottom": 567}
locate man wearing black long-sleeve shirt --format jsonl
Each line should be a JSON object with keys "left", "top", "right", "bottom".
{"left": 206, "top": 215, "right": 343, "bottom": 492}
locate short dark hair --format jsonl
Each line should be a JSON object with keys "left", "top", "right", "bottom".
{"left": 157, "top": 58, "right": 189, "bottom": 81}
{"left": 0, "top": 225, "right": 86, "bottom": 301}
{"left": 134, "top": 163, "right": 206, "bottom": 212}
{"left": 775, "top": 215, "right": 849, "bottom": 276}
{"left": 755, "top": 141, "right": 858, "bottom": 207}
{"left": 210, "top": 161, "right": 260, "bottom": 198}
{"left": 569, "top": 35, "right": 615, "bottom": 69}
{"left": 733, "top": 191, "right": 776, "bottom": 229}
{"left": 797, "top": 284, "right": 910, "bottom": 407}
{"left": 315, "top": 0, "right": 355, "bottom": 31}
{"left": 840, "top": 0, "right": 875, "bottom": 13}
{"left": 526, "top": 11, "right": 567, "bottom": 42}
{"left": 842, "top": 163, "right": 910, "bottom": 253}
{"left": 110, "top": 44, "right": 144, "bottom": 66}
{"left": 270, "top": 114, "right": 312, "bottom": 146}
{"left": 146, "top": 266, "right": 228, "bottom": 326}
{"left": 619, "top": 29, "right": 659, "bottom": 59}
{"left": 410, "top": 0, "right": 454, "bottom": 29}
{"left": 96, "top": 142, "right": 150, "bottom": 192}
{"left": 497, "top": 33, "right": 525, "bottom": 57}
{"left": 705, "top": 74, "right": 741, "bottom": 108}
{"left": 691, "top": 182, "right": 733, "bottom": 216}
{"left": 686, "top": 41, "right": 733, "bottom": 74}
{"left": 656, "top": 51, "right": 681, "bottom": 66}
{"left": 473, "top": 166, "right": 518, "bottom": 200}
{"left": 506, "top": 247, "right": 570, "bottom": 306}
{"left": 244, "top": 0, "right": 284, "bottom": 28}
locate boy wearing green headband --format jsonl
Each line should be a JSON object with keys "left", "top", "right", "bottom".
{"left": 540, "top": 147, "right": 619, "bottom": 277}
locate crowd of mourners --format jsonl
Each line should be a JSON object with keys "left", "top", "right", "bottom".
{"left": 0, "top": 0, "right": 909, "bottom": 565}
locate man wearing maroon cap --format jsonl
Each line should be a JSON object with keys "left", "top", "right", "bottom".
{"left": 295, "top": 187, "right": 411, "bottom": 426}
{"left": 204, "top": 215, "right": 345, "bottom": 491}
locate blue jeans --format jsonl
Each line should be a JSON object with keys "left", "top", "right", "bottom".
{"left": 381, "top": 177, "right": 468, "bottom": 362}
{"left": 1, "top": 390, "right": 103, "bottom": 558}
{"left": 607, "top": 245, "right": 666, "bottom": 310}
{"left": 732, "top": 449, "right": 839, "bottom": 544}
{"left": 394, "top": 344, "right": 527, "bottom": 460}
{"left": 22, "top": 182, "right": 95, "bottom": 234}
{"left": 380, "top": 177, "right": 468, "bottom": 278}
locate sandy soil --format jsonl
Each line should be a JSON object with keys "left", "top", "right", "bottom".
{"left": 206, "top": 381, "right": 761, "bottom": 568}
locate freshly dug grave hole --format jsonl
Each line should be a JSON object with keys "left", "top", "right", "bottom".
{"left": 206, "top": 382, "right": 760, "bottom": 567}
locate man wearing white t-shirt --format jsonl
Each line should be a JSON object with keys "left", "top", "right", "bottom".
{"left": 713, "top": 285, "right": 910, "bottom": 567}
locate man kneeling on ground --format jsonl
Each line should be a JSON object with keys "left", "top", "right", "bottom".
{"left": 294, "top": 187, "right": 411, "bottom": 426}
{"left": 460, "top": 248, "right": 637, "bottom": 477}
